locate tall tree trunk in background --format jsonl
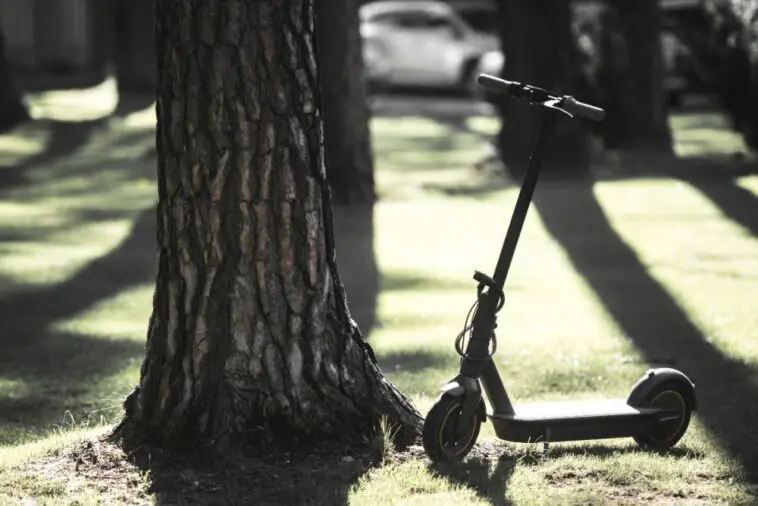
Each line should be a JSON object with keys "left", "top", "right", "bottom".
{"left": 0, "top": 23, "right": 28, "bottom": 133}
{"left": 112, "top": 0, "right": 156, "bottom": 93}
{"left": 314, "top": 0, "right": 375, "bottom": 205}
{"left": 112, "top": 0, "right": 421, "bottom": 451}
{"left": 697, "top": 0, "right": 758, "bottom": 151}
{"left": 606, "top": 0, "right": 673, "bottom": 152}
{"left": 494, "top": 0, "right": 589, "bottom": 176}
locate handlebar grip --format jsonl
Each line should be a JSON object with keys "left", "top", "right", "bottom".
{"left": 563, "top": 96, "right": 605, "bottom": 122}
{"left": 476, "top": 73, "right": 519, "bottom": 95}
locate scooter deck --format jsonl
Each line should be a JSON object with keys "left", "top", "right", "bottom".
{"left": 490, "top": 399, "right": 665, "bottom": 443}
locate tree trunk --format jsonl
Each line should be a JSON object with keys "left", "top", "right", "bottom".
{"left": 111, "top": 0, "right": 156, "bottom": 93}
{"left": 698, "top": 0, "right": 758, "bottom": 151}
{"left": 606, "top": 0, "right": 673, "bottom": 152}
{"left": 112, "top": 0, "right": 421, "bottom": 450}
{"left": 0, "top": 22, "right": 29, "bottom": 133}
{"left": 314, "top": 0, "right": 375, "bottom": 205}
{"left": 494, "top": 0, "right": 590, "bottom": 176}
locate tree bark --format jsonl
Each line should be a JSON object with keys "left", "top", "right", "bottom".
{"left": 314, "top": 0, "right": 375, "bottom": 205}
{"left": 494, "top": 0, "right": 590, "bottom": 176}
{"left": 605, "top": 0, "right": 673, "bottom": 152}
{"left": 112, "top": 0, "right": 420, "bottom": 450}
{"left": 0, "top": 22, "right": 29, "bottom": 133}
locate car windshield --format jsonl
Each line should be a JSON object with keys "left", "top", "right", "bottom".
{"left": 455, "top": 7, "right": 498, "bottom": 34}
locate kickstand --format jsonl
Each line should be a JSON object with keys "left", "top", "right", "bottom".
{"left": 542, "top": 429, "right": 551, "bottom": 461}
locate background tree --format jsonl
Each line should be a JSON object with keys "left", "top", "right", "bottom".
{"left": 698, "top": 0, "right": 758, "bottom": 151}
{"left": 314, "top": 0, "right": 375, "bottom": 205}
{"left": 0, "top": 22, "right": 29, "bottom": 133}
{"left": 493, "top": 0, "right": 590, "bottom": 176}
{"left": 112, "top": 0, "right": 421, "bottom": 451}
{"left": 604, "top": 0, "right": 673, "bottom": 152}
{"left": 110, "top": 0, "right": 156, "bottom": 94}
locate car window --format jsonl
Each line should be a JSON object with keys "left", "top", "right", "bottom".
{"left": 368, "top": 10, "right": 443, "bottom": 30}
{"left": 395, "top": 11, "right": 436, "bottom": 29}
{"left": 368, "top": 12, "right": 403, "bottom": 27}
{"left": 424, "top": 15, "right": 455, "bottom": 30}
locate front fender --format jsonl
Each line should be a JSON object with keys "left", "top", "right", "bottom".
{"left": 626, "top": 367, "right": 697, "bottom": 411}
{"left": 439, "top": 375, "right": 487, "bottom": 422}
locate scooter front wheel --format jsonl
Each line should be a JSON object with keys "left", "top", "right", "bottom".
{"left": 422, "top": 394, "right": 481, "bottom": 462}
{"left": 633, "top": 381, "right": 693, "bottom": 451}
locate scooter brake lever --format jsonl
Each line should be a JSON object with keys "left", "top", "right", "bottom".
{"left": 542, "top": 98, "right": 573, "bottom": 118}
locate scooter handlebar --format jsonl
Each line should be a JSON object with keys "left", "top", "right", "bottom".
{"left": 476, "top": 74, "right": 519, "bottom": 95}
{"left": 476, "top": 73, "right": 605, "bottom": 122}
{"left": 562, "top": 96, "right": 606, "bottom": 122}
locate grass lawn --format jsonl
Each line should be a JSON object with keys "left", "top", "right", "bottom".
{"left": 0, "top": 83, "right": 757, "bottom": 504}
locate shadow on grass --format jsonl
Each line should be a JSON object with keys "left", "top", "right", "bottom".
{"left": 380, "top": 270, "right": 472, "bottom": 292}
{"left": 125, "top": 439, "right": 382, "bottom": 506}
{"left": 431, "top": 452, "right": 516, "bottom": 506}
{"left": 112, "top": 92, "right": 155, "bottom": 119}
{"left": 0, "top": 118, "right": 109, "bottom": 188}
{"left": 532, "top": 179, "right": 758, "bottom": 478}
{"left": 0, "top": 209, "right": 156, "bottom": 442}
{"left": 515, "top": 443, "right": 706, "bottom": 465}
{"left": 0, "top": 333, "right": 144, "bottom": 444}
{"left": 685, "top": 179, "right": 758, "bottom": 238}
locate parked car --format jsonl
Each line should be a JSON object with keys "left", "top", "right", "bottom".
{"left": 360, "top": 1, "right": 503, "bottom": 94}
{"left": 362, "top": 0, "right": 704, "bottom": 105}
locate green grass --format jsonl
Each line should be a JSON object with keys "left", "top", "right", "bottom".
{"left": 0, "top": 86, "right": 757, "bottom": 504}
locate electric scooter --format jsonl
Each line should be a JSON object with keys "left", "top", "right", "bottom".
{"left": 421, "top": 74, "right": 697, "bottom": 462}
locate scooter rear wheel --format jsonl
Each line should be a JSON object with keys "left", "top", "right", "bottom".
{"left": 633, "top": 381, "right": 693, "bottom": 451}
{"left": 422, "top": 394, "right": 481, "bottom": 462}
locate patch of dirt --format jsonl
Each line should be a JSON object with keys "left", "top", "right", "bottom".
{"left": 25, "top": 438, "right": 150, "bottom": 505}
{"left": 18, "top": 434, "right": 406, "bottom": 506}
{"left": 13, "top": 435, "right": 521, "bottom": 505}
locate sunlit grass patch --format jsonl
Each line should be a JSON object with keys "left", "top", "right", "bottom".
{"left": 736, "top": 174, "right": 758, "bottom": 196}
{"left": 0, "top": 218, "right": 140, "bottom": 287}
{"left": 351, "top": 434, "right": 748, "bottom": 505}
{"left": 25, "top": 77, "right": 118, "bottom": 122}
{"left": 0, "top": 283, "right": 153, "bottom": 446}
{"left": 670, "top": 113, "right": 750, "bottom": 158}
{"left": 50, "top": 284, "right": 154, "bottom": 342}
{"left": 594, "top": 179, "right": 758, "bottom": 366}
{"left": 0, "top": 122, "right": 49, "bottom": 167}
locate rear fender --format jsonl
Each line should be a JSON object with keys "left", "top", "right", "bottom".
{"left": 626, "top": 367, "right": 696, "bottom": 411}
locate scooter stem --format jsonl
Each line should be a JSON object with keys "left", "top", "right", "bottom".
{"left": 491, "top": 109, "right": 558, "bottom": 291}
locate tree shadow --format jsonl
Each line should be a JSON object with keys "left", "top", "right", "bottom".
{"left": 431, "top": 451, "right": 516, "bottom": 506}
{"left": 683, "top": 178, "right": 758, "bottom": 238}
{"left": 0, "top": 118, "right": 109, "bottom": 188}
{"left": 516, "top": 442, "right": 706, "bottom": 464}
{"left": 532, "top": 178, "right": 758, "bottom": 479}
{"left": 14, "top": 70, "right": 109, "bottom": 93}
{"left": 332, "top": 203, "right": 379, "bottom": 338}
{"left": 111, "top": 91, "right": 155, "bottom": 119}
{"left": 0, "top": 208, "right": 156, "bottom": 442}
{"left": 0, "top": 332, "right": 145, "bottom": 445}
{"left": 128, "top": 439, "right": 382, "bottom": 506}
{"left": 0, "top": 209, "right": 155, "bottom": 328}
